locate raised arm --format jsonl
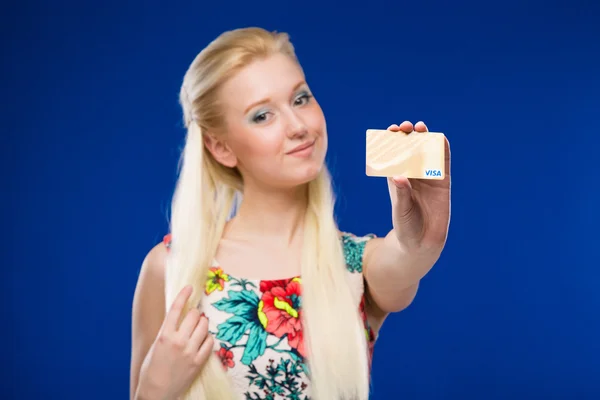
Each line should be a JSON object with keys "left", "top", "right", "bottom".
{"left": 363, "top": 120, "right": 451, "bottom": 315}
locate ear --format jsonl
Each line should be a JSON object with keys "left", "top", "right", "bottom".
{"left": 203, "top": 133, "right": 238, "bottom": 168}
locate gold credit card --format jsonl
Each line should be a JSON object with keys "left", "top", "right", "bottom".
{"left": 365, "top": 129, "right": 446, "bottom": 180}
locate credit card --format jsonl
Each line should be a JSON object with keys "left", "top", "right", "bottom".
{"left": 365, "top": 129, "right": 446, "bottom": 180}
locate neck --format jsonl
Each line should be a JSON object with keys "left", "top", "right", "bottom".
{"left": 226, "top": 183, "right": 309, "bottom": 245}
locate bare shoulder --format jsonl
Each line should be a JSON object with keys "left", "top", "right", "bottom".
{"left": 336, "top": 230, "right": 383, "bottom": 273}
{"left": 139, "top": 240, "right": 169, "bottom": 287}
{"left": 132, "top": 239, "right": 169, "bottom": 330}
{"left": 130, "top": 240, "right": 169, "bottom": 399}
{"left": 363, "top": 236, "right": 385, "bottom": 267}
{"left": 133, "top": 241, "right": 169, "bottom": 311}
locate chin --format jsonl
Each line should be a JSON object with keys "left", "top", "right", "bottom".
{"left": 274, "top": 143, "right": 327, "bottom": 188}
{"left": 277, "top": 161, "right": 323, "bottom": 189}
{"left": 293, "top": 161, "right": 324, "bottom": 186}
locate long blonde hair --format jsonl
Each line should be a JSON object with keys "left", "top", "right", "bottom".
{"left": 165, "top": 27, "right": 370, "bottom": 399}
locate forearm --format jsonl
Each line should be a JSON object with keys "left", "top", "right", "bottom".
{"left": 134, "top": 384, "right": 162, "bottom": 400}
{"left": 365, "top": 229, "right": 439, "bottom": 312}
{"left": 134, "top": 377, "right": 171, "bottom": 400}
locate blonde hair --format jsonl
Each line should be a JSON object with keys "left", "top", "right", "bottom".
{"left": 165, "top": 27, "right": 370, "bottom": 399}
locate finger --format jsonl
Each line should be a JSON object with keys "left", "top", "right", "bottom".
{"left": 389, "top": 177, "right": 426, "bottom": 247}
{"left": 389, "top": 176, "right": 414, "bottom": 218}
{"left": 193, "top": 333, "right": 214, "bottom": 366}
{"left": 178, "top": 307, "right": 201, "bottom": 338}
{"left": 188, "top": 315, "right": 209, "bottom": 352}
{"left": 414, "top": 121, "right": 428, "bottom": 132}
{"left": 387, "top": 124, "right": 401, "bottom": 131}
{"left": 164, "top": 285, "right": 193, "bottom": 333}
{"left": 444, "top": 136, "right": 451, "bottom": 178}
{"left": 398, "top": 120, "right": 413, "bottom": 133}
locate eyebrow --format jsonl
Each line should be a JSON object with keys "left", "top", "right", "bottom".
{"left": 243, "top": 80, "right": 307, "bottom": 115}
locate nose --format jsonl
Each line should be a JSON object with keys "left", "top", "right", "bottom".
{"left": 283, "top": 108, "right": 308, "bottom": 139}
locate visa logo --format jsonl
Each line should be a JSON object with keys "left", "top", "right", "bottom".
{"left": 425, "top": 169, "right": 442, "bottom": 177}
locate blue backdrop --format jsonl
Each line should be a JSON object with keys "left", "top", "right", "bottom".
{"left": 3, "top": 0, "right": 599, "bottom": 398}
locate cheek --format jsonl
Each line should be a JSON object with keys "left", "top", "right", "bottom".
{"left": 233, "top": 127, "right": 284, "bottom": 163}
{"left": 306, "top": 105, "right": 327, "bottom": 136}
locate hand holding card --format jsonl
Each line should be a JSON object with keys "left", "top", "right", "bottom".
{"left": 365, "top": 121, "right": 451, "bottom": 254}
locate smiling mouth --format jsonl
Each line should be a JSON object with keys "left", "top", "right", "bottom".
{"left": 287, "top": 139, "right": 316, "bottom": 155}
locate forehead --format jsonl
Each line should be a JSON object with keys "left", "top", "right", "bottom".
{"left": 219, "top": 53, "right": 306, "bottom": 112}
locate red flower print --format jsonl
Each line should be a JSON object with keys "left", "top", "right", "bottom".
{"left": 216, "top": 346, "right": 235, "bottom": 370}
{"left": 359, "top": 296, "right": 376, "bottom": 343}
{"left": 257, "top": 278, "right": 306, "bottom": 357}
{"left": 359, "top": 296, "right": 376, "bottom": 373}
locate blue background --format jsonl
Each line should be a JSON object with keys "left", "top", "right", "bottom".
{"left": 3, "top": 0, "right": 599, "bottom": 398}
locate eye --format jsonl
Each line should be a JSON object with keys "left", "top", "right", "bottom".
{"left": 252, "top": 110, "right": 271, "bottom": 123}
{"left": 293, "top": 91, "right": 313, "bottom": 106}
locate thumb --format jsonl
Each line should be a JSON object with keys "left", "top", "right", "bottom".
{"left": 389, "top": 177, "right": 425, "bottom": 247}
{"left": 389, "top": 176, "right": 415, "bottom": 223}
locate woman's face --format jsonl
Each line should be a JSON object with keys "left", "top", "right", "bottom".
{"left": 208, "top": 52, "right": 328, "bottom": 190}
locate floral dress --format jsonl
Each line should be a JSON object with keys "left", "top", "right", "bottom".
{"left": 163, "top": 232, "right": 377, "bottom": 400}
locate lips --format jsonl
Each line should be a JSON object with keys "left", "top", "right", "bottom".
{"left": 287, "top": 139, "right": 316, "bottom": 155}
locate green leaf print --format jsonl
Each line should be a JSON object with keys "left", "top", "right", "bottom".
{"left": 254, "top": 376, "right": 267, "bottom": 389}
{"left": 216, "top": 315, "right": 250, "bottom": 345}
{"left": 212, "top": 289, "right": 259, "bottom": 318}
{"left": 230, "top": 277, "right": 257, "bottom": 291}
{"left": 270, "top": 385, "right": 284, "bottom": 395}
{"left": 244, "top": 357, "right": 309, "bottom": 400}
{"left": 241, "top": 323, "right": 268, "bottom": 365}
{"left": 341, "top": 233, "right": 373, "bottom": 273}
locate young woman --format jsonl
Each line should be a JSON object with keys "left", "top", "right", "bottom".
{"left": 130, "top": 27, "right": 451, "bottom": 400}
